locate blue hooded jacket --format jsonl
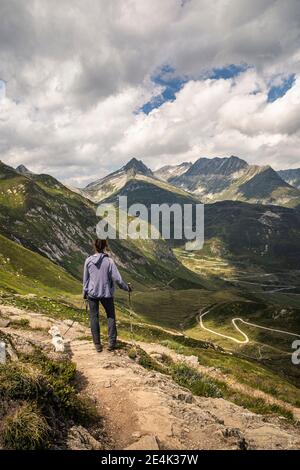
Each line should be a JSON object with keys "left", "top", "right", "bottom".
{"left": 83, "top": 253, "right": 129, "bottom": 298}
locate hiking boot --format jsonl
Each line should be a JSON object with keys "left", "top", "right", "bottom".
{"left": 108, "top": 344, "right": 116, "bottom": 351}
{"left": 95, "top": 344, "right": 103, "bottom": 353}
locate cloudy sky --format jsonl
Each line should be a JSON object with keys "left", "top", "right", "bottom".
{"left": 0, "top": 0, "right": 300, "bottom": 186}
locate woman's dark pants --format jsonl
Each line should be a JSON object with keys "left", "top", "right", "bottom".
{"left": 88, "top": 297, "right": 117, "bottom": 347}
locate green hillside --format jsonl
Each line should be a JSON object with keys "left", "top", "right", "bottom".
{"left": 0, "top": 162, "right": 206, "bottom": 289}
{"left": 102, "top": 175, "right": 199, "bottom": 207}
{"left": 202, "top": 201, "right": 300, "bottom": 270}
{"left": 0, "top": 233, "right": 81, "bottom": 297}
{"left": 0, "top": 161, "right": 98, "bottom": 278}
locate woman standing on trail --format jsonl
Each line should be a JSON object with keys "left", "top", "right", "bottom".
{"left": 83, "top": 239, "right": 132, "bottom": 352}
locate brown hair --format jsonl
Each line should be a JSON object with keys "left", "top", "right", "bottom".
{"left": 94, "top": 238, "right": 108, "bottom": 253}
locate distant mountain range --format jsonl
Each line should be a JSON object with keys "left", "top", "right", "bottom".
{"left": 14, "top": 157, "right": 300, "bottom": 209}
{"left": 278, "top": 168, "right": 300, "bottom": 189}
{"left": 0, "top": 155, "right": 299, "bottom": 277}
{"left": 78, "top": 156, "right": 300, "bottom": 269}
{"left": 81, "top": 155, "right": 300, "bottom": 209}
{"left": 153, "top": 156, "right": 300, "bottom": 208}
{"left": 82, "top": 157, "right": 196, "bottom": 203}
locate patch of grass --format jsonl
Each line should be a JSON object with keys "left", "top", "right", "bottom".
{"left": 128, "top": 347, "right": 138, "bottom": 360}
{"left": 170, "top": 363, "right": 224, "bottom": 398}
{"left": 170, "top": 362, "right": 294, "bottom": 420}
{"left": 159, "top": 338, "right": 300, "bottom": 408}
{"left": 21, "top": 350, "right": 81, "bottom": 413}
{"left": 76, "top": 335, "right": 92, "bottom": 341}
{"left": 2, "top": 403, "right": 50, "bottom": 450}
{"left": 0, "top": 363, "right": 45, "bottom": 401}
{"left": 10, "top": 318, "right": 31, "bottom": 329}
{"left": 135, "top": 347, "right": 166, "bottom": 374}
{"left": 231, "top": 394, "right": 294, "bottom": 421}
{"left": 0, "top": 348, "right": 103, "bottom": 449}
{"left": 160, "top": 353, "right": 174, "bottom": 366}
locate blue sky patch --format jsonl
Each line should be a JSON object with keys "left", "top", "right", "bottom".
{"left": 140, "top": 65, "right": 188, "bottom": 114}
{"left": 209, "top": 64, "right": 250, "bottom": 80}
{"left": 0, "top": 79, "right": 6, "bottom": 100}
{"left": 139, "top": 63, "right": 251, "bottom": 114}
{"left": 267, "top": 74, "right": 296, "bottom": 102}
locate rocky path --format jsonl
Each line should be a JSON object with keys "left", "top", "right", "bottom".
{"left": 138, "top": 341, "right": 300, "bottom": 422}
{"left": 1, "top": 304, "right": 300, "bottom": 450}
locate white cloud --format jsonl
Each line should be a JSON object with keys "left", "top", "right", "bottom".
{"left": 114, "top": 70, "right": 300, "bottom": 170}
{"left": 0, "top": 0, "right": 300, "bottom": 185}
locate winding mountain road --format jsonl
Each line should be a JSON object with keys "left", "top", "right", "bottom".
{"left": 198, "top": 307, "right": 300, "bottom": 345}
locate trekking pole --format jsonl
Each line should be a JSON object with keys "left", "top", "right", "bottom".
{"left": 84, "top": 299, "right": 89, "bottom": 324}
{"left": 63, "top": 319, "right": 76, "bottom": 337}
{"left": 128, "top": 283, "right": 135, "bottom": 346}
{"left": 63, "top": 299, "right": 88, "bottom": 337}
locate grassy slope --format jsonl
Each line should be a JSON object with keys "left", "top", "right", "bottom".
{"left": 0, "top": 234, "right": 81, "bottom": 297}
{"left": 128, "top": 288, "right": 242, "bottom": 329}
{"left": 202, "top": 201, "right": 300, "bottom": 270}
{"left": 0, "top": 162, "right": 98, "bottom": 279}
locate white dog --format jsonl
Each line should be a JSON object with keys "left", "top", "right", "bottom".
{"left": 48, "top": 326, "right": 65, "bottom": 353}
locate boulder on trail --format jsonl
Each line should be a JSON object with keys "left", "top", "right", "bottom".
{"left": 125, "top": 434, "right": 159, "bottom": 450}
{"left": 67, "top": 426, "right": 104, "bottom": 450}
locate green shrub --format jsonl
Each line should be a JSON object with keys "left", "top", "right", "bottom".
{"left": 0, "top": 363, "right": 45, "bottom": 401}
{"left": 21, "top": 351, "right": 81, "bottom": 412}
{"left": 2, "top": 403, "right": 50, "bottom": 450}
{"left": 128, "top": 347, "right": 137, "bottom": 360}
{"left": 0, "top": 350, "right": 103, "bottom": 448}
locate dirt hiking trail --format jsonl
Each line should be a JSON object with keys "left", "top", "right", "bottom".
{"left": 1, "top": 303, "right": 300, "bottom": 450}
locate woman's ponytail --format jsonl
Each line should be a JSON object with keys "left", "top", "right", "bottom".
{"left": 94, "top": 238, "right": 108, "bottom": 253}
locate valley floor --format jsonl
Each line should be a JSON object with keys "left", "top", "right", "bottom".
{"left": 1, "top": 303, "right": 300, "bottom": 450}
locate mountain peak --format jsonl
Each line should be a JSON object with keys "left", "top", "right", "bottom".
{"left": 16, "top": 164, "right": 33, "bottom": 175}
{"left": 122, "top": 158, "right": 153, "bottom": 176}
{"left": 185, "top": 156, "right": 248, "bottom": 176}
{"left": 154, "top": 161, "right": 192, "bottom": 182}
